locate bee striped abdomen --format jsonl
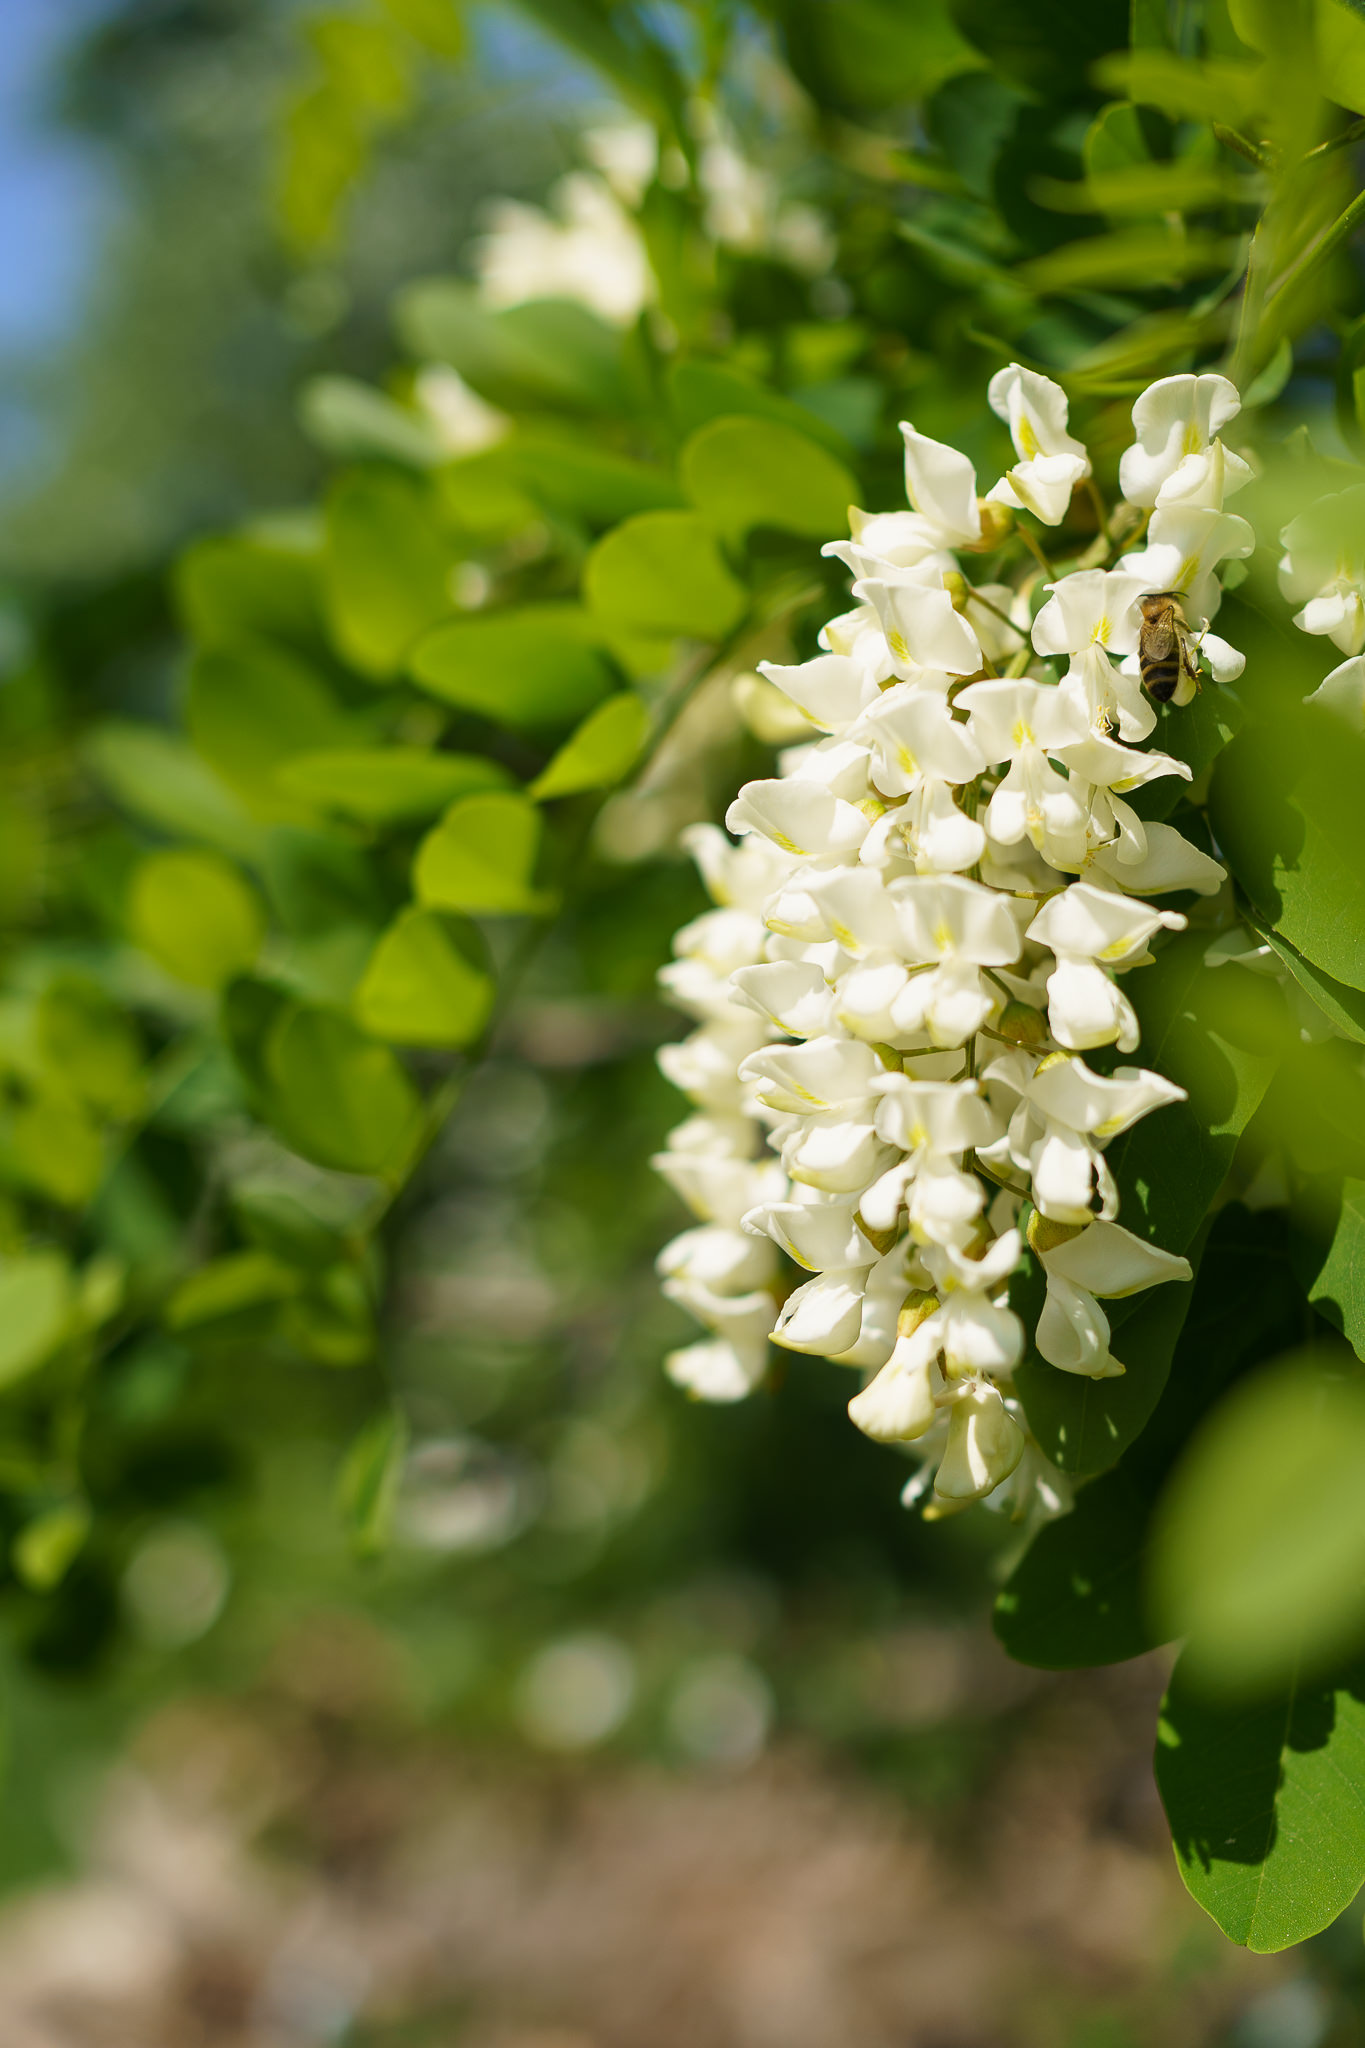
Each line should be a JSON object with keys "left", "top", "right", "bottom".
{"left": 1140, "top": 652, "right": 1181, "bottom": 703}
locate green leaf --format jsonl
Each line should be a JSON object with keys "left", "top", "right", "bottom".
{"left": 353, "top": 907, "right": 494, "bottom": 1046}
{"left": 282, "top": 1264, "right": 374, "bottom": 1367}
{"left": 85, "top": 723, "right": 262, "bottom": 860}
{"left": 176, "top": 534, "right": 326, "bottom": 657}
{"left": 530, "top": 693, "right": 649, "bottom": 800}
{"left": 669, "top": 361, "right": 853, "bottom": 457}
{"left": 503, "top": 437, "right": 686, "bottom": 524}
{"left": 1211, "top": 707, "right": 1365, "bottom": 993}
{"left": 323, "top": 470, "right": 455, "bottom": 679}
{"left": 1150, "top": 1349, "right": 1365, "bottom": 1695}
{"left": 261, "top": 828, "right": 384, "bottom": 938}
{"left": 0, "top": 1251, "right": 72, "bottom": 1388}
{"left": 409, "top": 605, "right": 613, "bottom": 729}
{"left": 414, "top": 793, "right": 550, "bottom": 915}
{"left": 952, "top": 0, "right": 1130, "bottom": 100}
{"left": 337, "top": 1407, "right": 408, "bottom": 1557}
{"left": 13, "top": 1504, "right": 91, "bottom": 1594}
{"left": 166, "top": 1249, "right": 302, "bottom": 1332}
{"left": 275, "top": 746, "right": 513, "bottom": 825}
{"left": 265, "top": 1005, "right": 423, "bottom": 1177}
{"left": 1299, "top": 1179, "right": 1365, "bottom": 1358}
{"left": 379, "top": 0, "right": 465, "bottom": 55}
{"left": 681, "top": 416, "right": 858, "bottom": 548}
{"left": 585, "top": 510, "right": 747, "bottom": 641}
{"left": 300, "top": 374, "right": 443, "bottom": 468}
{"left": 3, "top": 1093, "right": 105, "bottom": 1207}
{"left": 395, "top": 279, "right": 625, "bottom": 413}
{"left": 998, "top": 1209, "right": 1305, "bottom": 1668}
{"left": 1248, "top": 914, "right": 1365, "bottom": 1044}
{"left": 36, "top": 977, "right": 143, "bottom": 1115}
{"left": 186, "top": 644, "right": 353, "bottom": 809}
{"left": 774, "top": 0, "right": 981, "bottom": 115}
{"left": 231, "top": 1185, "right": 352, "bottom": 1271}
{"left": 1156, "top": 1650, "right": 1365, "bottom": 1951}
{"left": 129, "top": 849, "right": 266, "bottom": 990}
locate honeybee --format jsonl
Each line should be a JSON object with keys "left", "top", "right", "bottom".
{"left": 1137, "top": 590, "right": 1203, "bottom": 707}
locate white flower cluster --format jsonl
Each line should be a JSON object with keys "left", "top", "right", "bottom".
{"left": 1280, "top": 480, "right": 1365, "bottom": 728}
{"left": 654, "top": 369, "right": 1254, "bottom": 1519}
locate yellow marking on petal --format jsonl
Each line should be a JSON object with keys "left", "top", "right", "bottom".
{"left": 1099, "top": 939, "right": 1132, "bottom": 961}
{"left": 909, "top": 1121, "right": 928, "bottom": 1149}
{"left": 829, "top": 921, "right": 858, "bottom": 951}
{"left": 1094, "top": 1112, "right": 1127, "bottom": 1138}
{"left": 1012, "top": 719, "right": 1035, "bottom": 747}
{"left": 933, "top": 920, "right": 954, "bottom": 950}
{"left": 1176, "top": 555, "right": 1199, "bottom": 591}
{"left": 897, "top": 746, "right": 918, "bottom": 775}
{"left": 1092, "top": 615, "right": 1112, "bottom": 644}
{"left": 1182, "top": 421, "right": 1202, "bottom": 456}
{"left": 787, "top": 1080, "right": 828, "bottom": 1106}
{"left": 1017, "top": 415, "right": 1042, "bottom": 459}
{"left": 770, "top": 829, "right": 808, "bottom": 855}
{"left": 887, "top": 628, "right": 910, "bottom": 661}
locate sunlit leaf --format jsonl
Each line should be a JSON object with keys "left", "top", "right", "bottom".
{"left": 681, "top": 416, "right": 858, "bottom": 547}
{"left": 409, "top": 605, "right": 613, "bottom": 728}
{"left": 585, "top": 510, "right": 747, "bottom": 641}
{"left": 0, "top": 1251, "right": 72, "bottom": 1389}
{"left": 530, "top": 693, "right": 649, "bottom": 800}
{"left": 276, "top": 746, "right": 513, "bottom": 824}
{"left": 414, "top": 793, "right": 551, "bottom": 914}
{"left": 353, "top": 907, "right": 494, "bottom": 1046}
{"left": 266, "top": 1004, "right": 423, "bottom": 1177}
{"left": 323, "top": 470, "right": 456, "bottom": 678}
{"left": 129, "top": 849, "right": 266, "bottom": 990}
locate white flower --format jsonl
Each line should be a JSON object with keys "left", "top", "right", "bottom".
{"left": 865, "top": 1075, "right": 1001, "bottom": 1245}
{"left": 899, "top": 423, "right": 983, "bottom": 549}
{"left": 1027, "top": 882, "right": 1185, "bottom": 1053}
{"left": 989, "top": 1050, "right": 1185, "bottom": 1225}
{"left": 851, "top": 685, "right": 986, "bottom": 798}
{"left": 853, "top": 573, "right": 983, "bottom": 679}
{"left": 725, "top": 779, "right": 871, "bottom": 862}
{"left": 1032, "top": 568, "right": 1154, "bottom": 741}
{"left": 657, "top": 1222, "right": 776, "bottom": 1294}
{"left": 754, "top": 653, "right": 877, "bottom": 735}
{"left": 475, "top": 172, "right": 653, "bottom": 325}
{"left": 1088, "top": 820, "right": 1225, "bottom": 897}
{"left": 1279, "top": 485, "right": 1365, "bottom": 656}
{"left": 1306, "top": 654, "right": 1365, "bottom": 726}
{"left": 887, "top": 873, "right": 1024, "bottom": 1046}
{"left": 956, "top": 679, "right": 1091, "bottom": 869}
{"left": 1122, "top": 502, "right": 1254, "bottom": 628}
{"left": 933, "top": 1380, "right": 1025, "bottom": 1503}
{"left": 743, "top": 1192, "right": 877, "bottom": 1273}
{"left": 984, "top": 364, "right": 1091, "bottom": 526}
{"left": 772, "top": 1268, "right": 869, "bottom": 1354}
{"left": 1034, "top": 1217, "right": 1191, "bottom": 1379}
{"left": 1118, "top": 373, "right": 1251, "bottom": 509}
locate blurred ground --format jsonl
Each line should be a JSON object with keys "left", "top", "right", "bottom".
{"left": 0, "top": 1617, "right": 1296, "bottom": 2048}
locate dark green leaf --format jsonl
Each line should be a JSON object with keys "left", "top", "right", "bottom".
{"left": 265, "top": 1005, "right": 423, "bottom": 1177}
{"left": 669, "top": 361, "right": 853, "bottom": 457}
{"left": 951, "top": 0, "right": 1129, "bottom": 100}
{"left": 1156, "top": 1651, "right": 1365, "bottom": 1951}
{"left": 186, "top": 644, "right": 353, "bottom": 809}
{"left": 176, "top": 534, "right": 326, "bottom": 657}
{"left": 338, "top": 1408, "right": 408, "bottom": 1557}
{"left": 1299, "top": 1178, "right": 1365, "bottom": 1359}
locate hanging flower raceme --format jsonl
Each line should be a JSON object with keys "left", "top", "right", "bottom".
{"left": 653, "top": 363, "right": 1256, "bottom": 1521}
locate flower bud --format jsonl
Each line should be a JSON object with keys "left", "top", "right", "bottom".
{"left": 997, "top": 999, "right": 1048, "bottom": 1048}
{"left": 942, "top": 570, "right": 970, "bottom": 613}
{"left": 897, "top": 1288, "right": 939, "bottom": 1339}
{"left": 933, "top": 1382, "right": 1024, "bottom": 1504}
{"left": 1026, "top": 1211, "right": 1087, "bottom": 1258}
{"left": 967, "top": 500, "right": 1015, "bottom": 551}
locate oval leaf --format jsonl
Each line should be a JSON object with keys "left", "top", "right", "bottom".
{"left": 530, "top": 693, "right": 650, "bottom": 800}
{"left": 584, "top": 510, "right": 747, "bottom": 641}
{"left": 353, "top": 908, "right": 494, "bottom": 1047}
{"left": 681, "top": 416, "right": 858, "bottom": 547}
{"left": 413, "top": 793, "right": 549, "bottom": 915}
{"left": 409, "top": 605, "right": 612, "bottom": 729}
{"left": 129, "top": 849, "right": 266, "bottom": 990}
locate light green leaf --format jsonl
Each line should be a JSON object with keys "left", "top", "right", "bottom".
{"left": 4, "top": 1093, "right": 104, "bottom": 1207}
{"left": 265, "top": 1005, "right": 423, "bottom": 1178}
{"left": 13, "top": 1504, "right": 91, "bottom": 1594}
{"left": 0, "top": 1251, "right": 72, "bottom": 1388}
{"left": 129, "top": 849, "right": 266, "bottom": 990}
{"left": 337, "top": 1408, "right": 409, "bottom": 1556}
{"left": 353, "top": 908, "right": 493, "bottom": 1046}
{"left": 414, "top": 793, "right": 550, "bottom": 915}
{"left": 681, "top": 416, "right": 858, "bottom": 548}
{"left": 323, "top": 470, "right": 455, "bottom": 678}
{"left": 585, "top": 510, "right": 747, "bottom": 641}
{"left": 36, "top": 978, "right": 143, "bottom": 1115}
{"left": 379, "top": 0, "right": 465, "bottom": 56}
{"left": 85, "top": 723, "right": 262, "bottom": 860}
{"left": 300, "top": 374, "right": 443, "bottom": 468}
{"left": 409, "top": 605, "right": 613, "bottom": 729}
{"left": 1150, "top": 1349, "right": 1365, "bottom": 1695}
{"left": 530, "top": 694, "right": 649, "bottom": 800}
{"left": 275, "top": 746, "right": 513, "bottom": 824}
{"left": 1157, "top": 1650, "right": 1365, "bottom": 1951}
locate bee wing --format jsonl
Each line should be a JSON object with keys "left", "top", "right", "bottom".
{"left": 1144, "top": 616, "right": 1177, "bottom": 660}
